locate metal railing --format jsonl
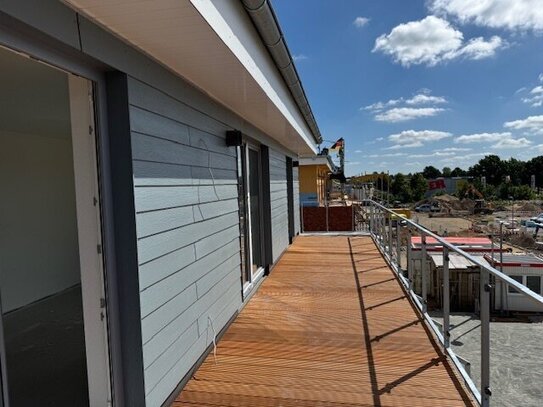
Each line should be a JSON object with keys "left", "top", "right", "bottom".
{"left": 363, "top": 199, "right": 543, "bottom": 407}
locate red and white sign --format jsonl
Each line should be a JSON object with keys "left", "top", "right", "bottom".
{"left": 428, "top": 179, "right": 446, "bottom": 190}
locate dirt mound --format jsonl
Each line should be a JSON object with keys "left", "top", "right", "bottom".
{"left": 432, "top": 194, "right": 474, "bottom": 211}
{"left": 509, "top": 233, "right": 537, "bottom": 249}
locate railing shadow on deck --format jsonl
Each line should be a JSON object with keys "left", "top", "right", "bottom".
{"left": 347, "top": 237, "right": 474, "bottom": 406}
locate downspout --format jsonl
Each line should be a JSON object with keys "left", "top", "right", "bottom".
{"left": 241, "top": 0, "right": 323, "bottom": 145}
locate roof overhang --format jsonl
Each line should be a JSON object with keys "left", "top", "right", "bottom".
{"left": 299, "top": 155, "right": 334, "bottom": 172}
{"left": 63, "top": 0, "right": 318, "bottom": 155}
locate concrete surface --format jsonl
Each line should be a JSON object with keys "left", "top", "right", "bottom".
{"left": 431, "top": 313, "right": 543, "bottom": 407}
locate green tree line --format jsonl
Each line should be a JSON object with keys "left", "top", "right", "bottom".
{"left": 361, "top": 154, "right": 543, "bottom": 203}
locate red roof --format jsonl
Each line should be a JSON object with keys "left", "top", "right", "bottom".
{"left": 411, "top": 237, "right": 492, "bottom": 246}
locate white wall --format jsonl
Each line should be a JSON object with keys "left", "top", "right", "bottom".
{"left": 0, "top": 130, "right": 81, "bottom": 312}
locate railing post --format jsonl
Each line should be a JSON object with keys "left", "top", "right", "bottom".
{"left": 326, "top": 201, "right": 329, "bottom": 232}
{"left": 421, "top": 231, "right": 427, "bottom": 313}
{"left": 352, "top": 203, "right": 355, "bottom": 232}
{"left": 388, "top": 213, "right": 393, "bottom": 259}
{"left": 408, "top": 228, "right": 414, "bottom": 291}
{"left": 301, "top": 203, "right": 304, "bottom": 234}
{"left": 443, "top": 246, "right": 450, "bottom": 350}
{"left": 480, "top": 266, "right": 491, "bottom": 407}
{"left": 369, "top": 203, "right": 373, "bottom": 234}
{"left": 396, "top": 220, "right": 401, "bottom": 270}
{"left": 381, "top": 210, "right": 385, "bottom": 244}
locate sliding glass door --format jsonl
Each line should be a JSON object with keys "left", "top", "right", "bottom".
{"left": 237, "top": 143, "right": 265, "bottom": 294}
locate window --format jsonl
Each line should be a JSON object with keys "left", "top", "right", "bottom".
{"left": 507, "top": 275, "right": 523, "bottom": 294}
{"left": 526, "top": 276, "right": 541, "bottom": 294}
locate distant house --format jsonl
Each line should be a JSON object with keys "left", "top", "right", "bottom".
{"left": 299, "top": 154, "right": 335, "bottom": 206}
{"left": 0, "top": 1, "right": 322, "bottom": 406}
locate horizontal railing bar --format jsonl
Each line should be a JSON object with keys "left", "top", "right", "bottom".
{"left": 365, "top": 200, "right": 543, "bottom": 306}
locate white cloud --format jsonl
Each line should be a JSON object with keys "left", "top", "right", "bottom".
{"left": 448, "top": 36, "right": 505, "bottom": 61}
{"left": 455, "top": 132, "right": 512, "bottom": 143}
{"left": 491, "top": 137, "right": 532, "bottom": 149}
{"left": 504, "top": 115, "right": 543, "bottom": 134}
{"left": 373, "top": 16, "right": 505, "bottom": 67}
{"left": 354, "top": 17, "right": 370, "bottom": 28}
{"left": 386, "top": 143, "right": 423, "bottom": 149}
{"left": 441, "top": 147, "right": 472, "bottom": 152}
{"left": 522, "top": 85, "right": 543, "bottom": 107}
{"left": 293, "top": 54, "right": 308, "bottom": 61}
{"left": 367, "top": 152, "right": 407, "bottom": 158}
{"left": 539, "top": 73, "right": 543, "bottom": 82}
{"left": 408, "top": 151, "right": 457, "bottom": 158}
{"left": 362, "top": 98, "right": 402, "bottom": 111}
{"left": 375, "top": 107, "right": 445, "bottom": 122}
{"left": 388, "top": 130, "right": 452, "bottom": 146}
{"left": 429, "top": 0, "right": 543, "bottom": 32}
{"left": 405, "top": 94, "right": 447, "bottom": 105}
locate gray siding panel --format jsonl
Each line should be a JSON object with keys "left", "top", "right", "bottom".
{"left": 269, "top": 149, "right": 289, "bottom": 262}
{"left": 129, "top": 78, "right": 243, "bottom": 406}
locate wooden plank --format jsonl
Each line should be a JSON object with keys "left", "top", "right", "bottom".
{"left": 171, "top": 236, "right": 475, "bottom": 406}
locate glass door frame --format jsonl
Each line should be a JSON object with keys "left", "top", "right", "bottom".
{"left": 0, "top": 45, "right": 112, "bottom": 407}
{"left": 241, "top": 141, "right": 266, "bottom": 296}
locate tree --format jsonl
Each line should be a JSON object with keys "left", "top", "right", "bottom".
{"left": 410, "top": 173, "right": 428, "bottom": 201}
{"left": 469, "top": 155, "right": 506, "bottom": 186}
{"left": 450, "top": 167, "right": 467, "bottom": 177}
{"left": 391, "top": 173, "right": 412, "bottom": 203}
{"left": 505, "top": 158, "right": 526, "bottom": 185}
{"left": 524, "top": 156, "right": 543, "bottom": 188}
{"left": 498, "top": 184, "right": 535, "bottom": 200}
{"left": 442, "top": 167, "right": 452, "bottom": 177}
{"left": 422, "top": 165, "right": 441, "bottom": 180}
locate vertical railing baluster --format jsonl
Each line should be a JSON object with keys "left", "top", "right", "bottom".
{"left": 443, "top": 246, "right": 450, "bottom": 350}
{"left": 421, "top": 231, "right": 427, "bottom": 314}
{"left": 396, "top": 220, "right": 401, "bottom": 271}
{"left": 369, "top": 203, "right": 373, "bottom": 234}
{"left": 301, "top": 203, "right": 304, "bottom": 234}
{"left": 388, "top": 213, "right": 393, "bottom": 259}
{"left": 480, "top": 266, "right": 491, "bottom": 407}
{"left": 408, "top": 226, "right": 414, "bottom": 292}
{"left": 326, "top": 201, "right": 329, "bottom": 232}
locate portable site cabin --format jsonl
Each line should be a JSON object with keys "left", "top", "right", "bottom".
{"left": 409, "top": 237, "right": 501, "bottom": 311}
{"left": 0, "top": 1, "right": 322, "bottom": 406}
{"left": 486, "top": 254, "right": 543, "bottom": 313}
{"left": 428, "top": 253, "right": 490, "bottom": 312}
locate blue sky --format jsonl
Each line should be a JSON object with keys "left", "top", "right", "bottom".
{"left": 273, "top": 0, "right": 543, "bottom": 175}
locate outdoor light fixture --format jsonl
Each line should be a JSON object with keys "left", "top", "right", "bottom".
{"left": 293, "top": 161, "right": 299, "bottom": 167}
{"left": 225, "top": 130, "right": 242, "bottom": 146}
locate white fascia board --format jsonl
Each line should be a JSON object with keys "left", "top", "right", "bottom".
{"left": 299, "top": 156, "right": 333, "bottom": 171}
{"left": 190, "top": 0, "right": 318, "bottom": 154}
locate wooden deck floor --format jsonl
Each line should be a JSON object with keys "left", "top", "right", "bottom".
{"left": 172, "top": 236, "right": 475, "bottom": 406}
